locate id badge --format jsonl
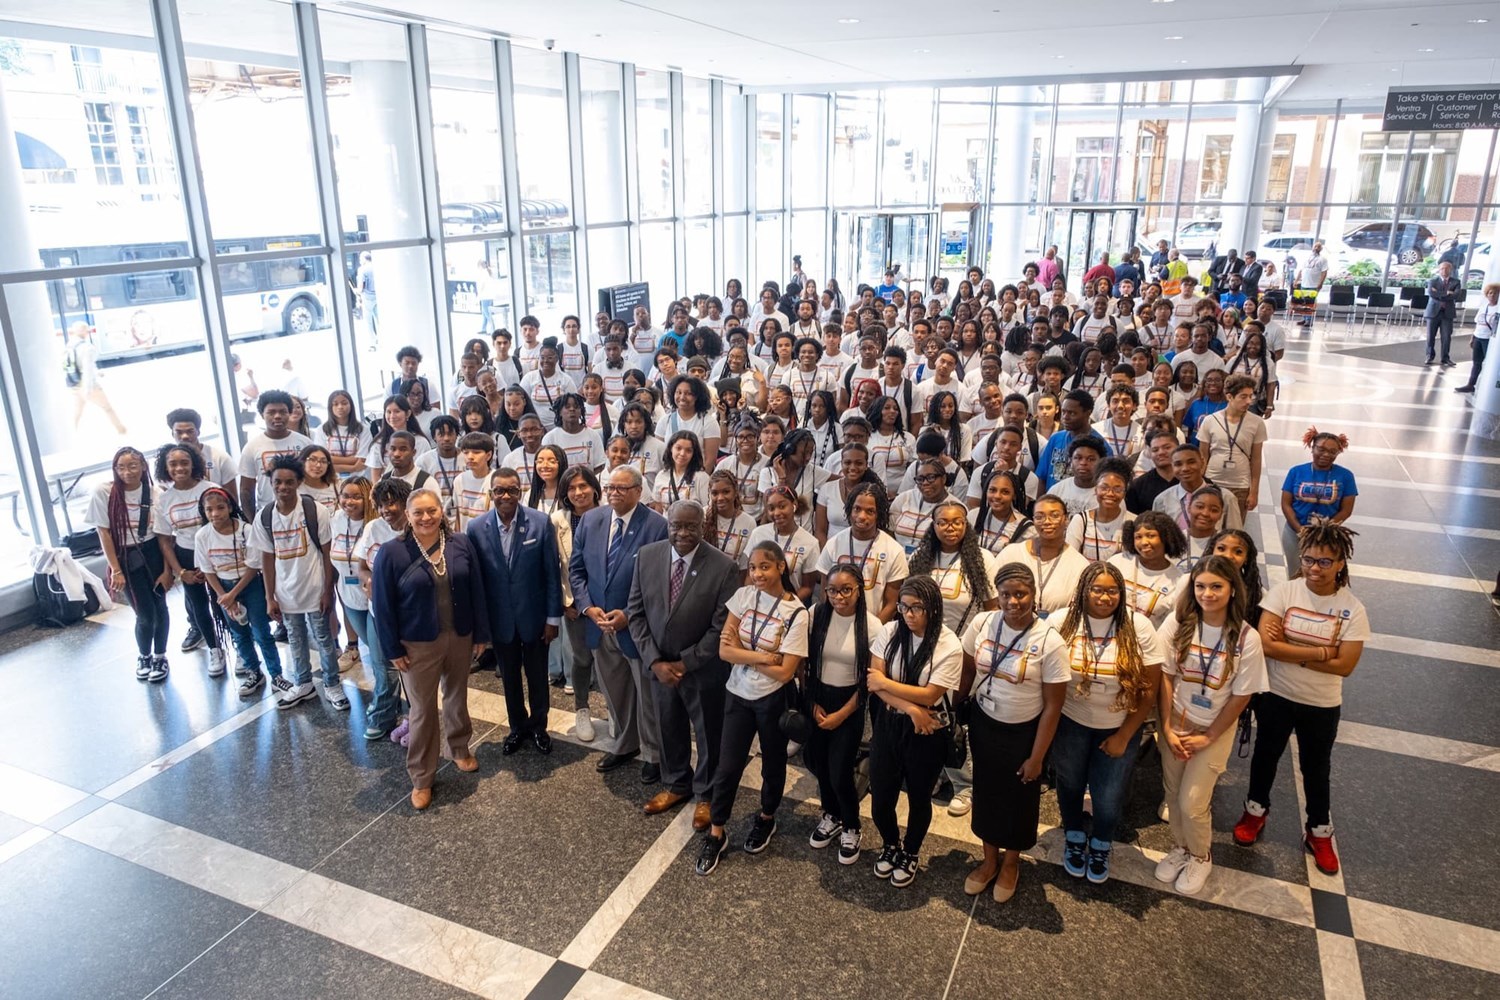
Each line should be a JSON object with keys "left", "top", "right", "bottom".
{"left": 978, "top": 688, "right": 1002, "bottom": 717}
{"left": 343, "top": 575, "right": 360, "bottom": 586}
{"left": 1191, "top": 693, "right": 1213, "bottom": 710}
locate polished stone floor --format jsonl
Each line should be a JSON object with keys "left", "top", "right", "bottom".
{"left": 1, "top": 320, "right": 1497, "bottom": 1000}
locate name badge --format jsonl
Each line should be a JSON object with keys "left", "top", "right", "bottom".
{"left": 1191, "top": 693, "right": 1213, "bottom": 710}
{"left": 344, "top": 575, "right": 359, "bottom": 586}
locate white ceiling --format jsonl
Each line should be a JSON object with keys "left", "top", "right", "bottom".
{"left": 340, "top": 0, "right": 1500, "bottom": 101}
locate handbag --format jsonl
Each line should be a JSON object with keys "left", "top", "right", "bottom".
{"left": 775, "top": 607, "right": 810, "bottom": 741}
{"left": 943, "top": 695, "right": 969, "bottom": 768}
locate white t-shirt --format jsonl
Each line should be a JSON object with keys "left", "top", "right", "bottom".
{"left": 725, "top": 586, "right": 811, "bottom": 701}
{"left": 502, "top": 447, "right": 543, "bottom": 491}
{"left": 416, "top": 450, "right": 464, "bottom": 499}
{"left": 1052, "top": 476, "right": 1099, "bottom": 517}
{"left": 299, "top": 482, "right": 338, "bottom": 513}
{"left": 1092, "top": 418, "right": 1144, "bottom": 458}
{"left": 352, "top": 517, "right": 402, "bottom": 572}
{"left": 868, "top": 431, "right": 916, "bottom": 494}
{"left": 817, "top": 610, "right": 883, "bottom": 688}
{"left": 912, "top": 377, "right": 974, "bottom": 418}
{"left": 1197, "top": 411, "right": 1268, "bottom": 491}
{"left": 871, "top": 619, "right": 963, "bottom": 692}
{"left": 1171, "top": 349, "right": 1227, "bottom": 377}
{"left": 995, "top": 541, "right": 1090, "bottom": 618}
{"left": 922, "top": 547, "right": 1000, "bottom": 634}
{"left": 622, "top": 436, "right": 669, "bottom": 479}
{"left": 710, "top": 513, "right": 758, "bottom": 567}
{"left": 364, "top": 434, "right": 432, "bottom": 473}
{"left": 1158, "top": 612, "right": 1268, "bottom": 730}
{"left": 317, "top": 424, "right": 372, "bottom": 468}
{"left": 1107, "top": 553, "right": 1184, "bottom": 628}
{"left": 720, "top": 456, "right": 766, "bottom": 519}
{"left": 970, "top": 507, "right": 1033, "bottom": 554}
{"left": 452, "top": 469, "right": 493, "bottom": 531}
{"left": 757, "top": 464, "right": 831, "bottom": 534}
{"left": 747, "top": 523, "right": 822, "bottom": 590}
{"left": 85, "top": 482, "right": 156, "bottom": 549}
{"left": 816, "top": 529, "right": 909, "bottom": 600}
{"left": 192, "top": 521, "right": 253, "bottom": 583}
{"left": 520, "top": 371, "right": 578, "bottom": 429}
{"left": 816, "top": 479, "right": 855, "bottom": 537}
{"left": 329, "top": 511, "right": 369, "bottom": 611}
{"left": 238, "top": 431, "right": 313, "bottom": 508}
{"left": 650, "top": 468, "right": 711, "bottom": 509}
{"left": 1060, "top": 611, "right": 1165, "bottom": 730}
{"left": 897, "top": 458, "right": 970, "bottom": 498}
{"left": 542, "top": 426, "right": 606, "bottom": 472}
{"left": 888, "top": 490, "right": 956, "bottom": 554}
{"left": 962, "top": 614, "right": 1070, "bottom": 724}
{"left": 661, "top": 410, "right": 717, "bottom": 447}
{"left": 1260, "top": 578, "right": 1371, "bottom": 708}
{"left": 199, "top": 444, "right": 238, "bottom": 488}
{"left": 1066, "top": 508, "right": 1133, "bottom": 563}
{"left": 154, "top": 481, "right": 213, "bottom": 550}
{"left": 249, "top": 500, "right": 332, "bottom": 614}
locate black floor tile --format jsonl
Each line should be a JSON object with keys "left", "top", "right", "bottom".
{"left": 1357, "top": 940, "right": 1500, "bottom": 1000}
{"left": 115, "top": 704, "right": 430, "bottom": 870}
{"left": 0, "top": 835, "right": 250, "bottom": 1000}
{"left": 949, "top": 861, "right": 1324, "bottom": 1000}
{"left": 316, "top": 736, "right": 667, "bottom": 957}
{"left": 1341, "top": 650, "right": 1500, "bottom": 748}
{"left": 1333, "top": 744, "right": 1500, "bottom": 931}
{"left": 150, "top": 913, "right": 485, "bottom": 1000}
{"left": 594, "top": 798, "right": 974, "bottom": 1000}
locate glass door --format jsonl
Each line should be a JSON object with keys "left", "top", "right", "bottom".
{"left": 1063, "top": 208, "right": 1139, "bottom": 292}
{"left": 937, "top": 205, "right": 979, "bottom": 289}
{"left": 834, "top": 211, "right": 936, "bottom": 297}
{"left": 889, "top": 214, "right": 930, "bottom": 292}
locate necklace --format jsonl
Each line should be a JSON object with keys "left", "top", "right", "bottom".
{"left": 420, "top": 535, "right": 448, "bottom": 577}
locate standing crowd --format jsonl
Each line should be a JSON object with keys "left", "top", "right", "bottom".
{"left": 87, "top": 252, "right": 1376, "bottom": 899}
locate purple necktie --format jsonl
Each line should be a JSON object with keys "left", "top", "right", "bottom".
{"left": 669, "top": 557, "right": 687, "bottom": 607}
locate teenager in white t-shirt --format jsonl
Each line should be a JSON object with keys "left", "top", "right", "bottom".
{"left": 88, "top": 447, "right": 170, "bottom": 681}
{"left": 153, "top": 443, "right": 222, "bottom": 675}
{"left": 1107, "top": 511, "right": 1188, "bottom": 628}
{"left": 815, "top": 483, "right": 909, "bottom": 623}
{"left": 194, "top": 486, "right": 281, "bottom": 698}
{"left": 237, "top": 390, "right": 312, "bottom": 514}
{"left": 1153, "top": 555, "right": 1268, "bottom": 895}
{"left": 1064, "top": 458, "right": 1134, "bottom": 563}
{"left": 997, "top": 495, "right": 1090, "bottom": 619}
{"left": 706, "top": 470, "right": 757, "bottom": 567}
{"left": 166, "top": 407, "right": 239, "bottom": 487}
{"left": 1236, "top": 522, "right": 1369, "bottom": 877}
{"left": 453, "top": 432, "right": 495, "bottom": 531}
{"left": 1196, "top": 374, "right": 1267, "bottom": 519}
{"left": 747, "top": 486, "right": 822, "bottom": 602}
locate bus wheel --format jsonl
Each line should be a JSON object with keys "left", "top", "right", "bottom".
{"left": 284, "top": 298, "right": 317, "bottom": 334}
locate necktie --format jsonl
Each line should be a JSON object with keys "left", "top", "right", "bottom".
{"left": 605, "top": 516, "right": 626, "bottom": 578}
{"left": 669, "top": 556, "right": 687, "bottom": 607}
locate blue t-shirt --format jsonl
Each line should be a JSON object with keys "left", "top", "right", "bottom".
{"left": 1182, "top": 398, "right": 1228, "bottom": 446}
{"left": 1281, "top": 462, "right": 1358, "bottom": 525}
{"left": 1035, "top": 429, "right": 1112, "bottom": 490}
{"left": 876, "top": 282, "right": 900, "bottom": 299}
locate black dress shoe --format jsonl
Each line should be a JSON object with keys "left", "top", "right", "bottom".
{"left": 596, "top": 750, "right": 639, "bottom": 772}
{"left": 1455, "top": 384, "right": 1476, "bottom": 393}
{"left": 640, "top": 762, "right": 661, "bottom": 785}
{"left": 1424, "top": 358, "right": 1437, "bottom": 366}
{"left": 532, "top": 730, "right": 553, "bottom": 754}
{"left": 501, "top": 732, "right": 525, "bottom": 755}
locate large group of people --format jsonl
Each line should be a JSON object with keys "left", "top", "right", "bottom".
{"left": 87, "top": 253, "right": 1379, "bottom": 901}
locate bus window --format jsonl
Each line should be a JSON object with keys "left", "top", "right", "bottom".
{"left": 268, "top": 257, "right": 318, "bottom": 287}
{"left": 125, "top": 271, "right": 188, "bottom": 303}
{"left": 219, "top": 261, "right": 259, "bottom": 293}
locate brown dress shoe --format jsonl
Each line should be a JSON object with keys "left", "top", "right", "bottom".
{"left": 411, "top": 787, "right": 432, "bottom": 810}
{"left": 693, "top": 801, "right": 712, "bottom": 831}
{"left": 642, "top": 790, "right": 688, "bottom": 815}
{"left": 454, "top": 756, "right": 479, "bottom": 772}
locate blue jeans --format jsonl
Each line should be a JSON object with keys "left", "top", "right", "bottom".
{"left": 217, "top": 575, "right": 281, "bottom": 679}
{"left": 283, "top": 609, "right": 339, "bottom": 687}
{"left": 1052, "top": 714, "right": 1141, "bottom": 851}
{"left": 344, "top": 605, "right": 400, "bottom": 731}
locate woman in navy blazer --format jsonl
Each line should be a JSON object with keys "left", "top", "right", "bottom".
{"left": 372, "top": 488, "right": 491, "bottom": 809}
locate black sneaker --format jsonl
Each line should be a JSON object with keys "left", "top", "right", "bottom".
{"left": 271, "top": 623, "right": 289, "bottom": 643}
{"left": 180, "top": 625, "right": 204, "bottom": 652}
{"left": 135, "top": 655, "right": 152, "bottom": 681}
{"left": 1086, "top": 845, "right": 1112, "bottom": 885}
{"left": 695, "top": 834, "right": 729, "bottom": 876}
{"left": 238, "top": 672, "right": 266, "bottom": 700}
{"left": 147, "top": 655, "right": 169, "bottom": 683}
{"left": 744, "top": 814, "right": 777, "bottom": 854}
{"left": 873, "top": 844, "right": 899, "bottom": 879}
{"left": 1455, "top": 384, "right": 1475, "bottom": 393}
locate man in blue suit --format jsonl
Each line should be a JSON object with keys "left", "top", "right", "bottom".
{"left": 467, "top": 467, "right": 563, "bottom": 754}
{"left": 569, "top": 465, "right": 669, "bottom": 781}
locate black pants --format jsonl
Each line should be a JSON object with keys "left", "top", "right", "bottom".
{"left": 1247, "top": 692, "right": 1341, "bottom": 830}
{"left": 496, "top": 636, "right": 549, "bottom": 735}
{"left": 709, "top": 688, "right": 790, "bottom": 829}
{"left": 1426, "top": 310, "right": 1455, "bottom": 363}
{"left": 1464, "top": 336, "right": 1489, "bottom": 389}
{"left": 122, "top": 544, "right": 169, "bottom": 657}
{"left": 173, "top": 544, "right": 220, "bottom": 650}
{"left": 869, "top": 708, "right": 947, "bottom": 855}
{"left": 803, "top": 683, "right": 863, "bottom": 830}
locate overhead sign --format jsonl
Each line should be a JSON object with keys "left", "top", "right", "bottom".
{"left": 1383, "top": 87, "right": 1500, "bottom": 131}
{"left": 598, "top": 282, "right": 650, "bottom": 322}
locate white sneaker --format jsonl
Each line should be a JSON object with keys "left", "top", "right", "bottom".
{"left": 1154, "top": 846, "right": 1192, "bottom": 883}
{"left": 809, "top": 814, "right": 841, "bottom": 849}
{"left": 1158, "top": 800, "right": 1170, "bottom": 822}
{"left": 575, "top": 708, "right": 595, "bottom": 742}
{"left": 1175, "top": 853, "right": 1212, "bottom": 895}
{"left": 323, "top": 679, "right": 350, "bottom": 711}
{"left": 276, "top": 680, "right": 316, "bottom": 709}
{"left": 563, "top": 683, "right": 574, "bottom": 695}
{"left": 837, "top": 827, "right": 861, "bottom": 865}
{"left": 947, "top": 788, "right": 972, "bottom": 816}
{"left": 208, "top": 647, "right": 227, "bottom": 678}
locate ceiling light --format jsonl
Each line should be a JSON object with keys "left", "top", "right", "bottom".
{"left": 1177, "top": 59, "right": 1189, "bottom": 64}
{"left": 1468, "top": 18, "right": 1489, "bottom": 23}
{"left": 1152, "top": 0, "right": 1176, "bottom": 4}
{"left": 913, "top": 48, "right": 930, "bottom": 53}
{"left": 837, "top": 17, "right": 859, "bottom": 24}
{"left": 1417, "top": 47, "right": 1435, "bottom": 52}
{"left": 1164, "top": 35, "right": 1183, "bottom": 40}
{"left": 1054, "top": 54, "right": 1066, "bottom": 59}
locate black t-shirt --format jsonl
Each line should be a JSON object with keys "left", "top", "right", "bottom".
{"left": 1126, "top": 467, "right": 1175, "bottom": 516}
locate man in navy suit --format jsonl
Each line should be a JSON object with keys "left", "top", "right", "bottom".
{"left": 467, "top": 468, "right": 563, "bottom": 754}
{"left": 569, "top": 465, "right": 669, "bottom": 781}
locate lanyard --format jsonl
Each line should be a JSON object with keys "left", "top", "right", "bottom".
{"left": 337, "top": 524, "right": 362, "bottom": 569}
{"left": 746, "top": 590, "right": 781, "bottom": 651}
{"left": 1218, "top": 413, "right": 1247, "bottom": 466}
{"left": 981, "top": 617, "right": 1031, "bottom": 692}
{"left": 1106, "top": 421, "right": 1131, "bottom": 455}
{"left": 716, "top": 516, "right": 739, "bottom": 553}
{"left": 1031, "top": 540, "right": 1063, "bottom": 601}
{"left": 537, "top": 374, "right": 556, "bottom": 405}
{"left": 848, "top": 532, "right": 878, "bottom": 576}
{"left": 1081, "top": 621, "right": 1116, "bottom": 685}
{"left": 1193, "top": 623, "right": 1226, "bottom": 694}
{"left": 329, "top": 426, "right": 353, "bottom": 456}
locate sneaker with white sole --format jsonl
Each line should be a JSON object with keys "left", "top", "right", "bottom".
{"left": 238, "top": 672, "right": 266, "bottom": 700}
{"left": 947, "top": 787, "right": 973, "bottom": 817}
{"left": 276, "top": 679, "right": 316, "bottom": 709}
{"left": 135, "top": 655, "right": 152, "bottom": 681}
{"left": 208, "top": 647, "right": 227, "bottom": 678}
{"left": 1154, "top": 846, "right": 1192, "bottom": 883}
{"left": 837, "top": 827, "right": 861, "bottom": 865}
{"left": 1158, "top": 800, "right": 1170, "bottom": 823}
{"left": 338, "top": 645, "right": 360, "bottom": 670}
{"left": 1175, "top": 853, "right": 1212, "bottom": 895}
{"left": 180, "top": 625, "right": 204, "bottom": 653}
{"left": 323, "top": 680, "right": 350, "bottom": 711}
{"left": 563, "top": 682, "right": 574, "bottom": 695}
{"left": 744, "top": 814, "right": 777, "bottom": 854}
{"left": 889, "top": 851, "right": 918, "bottom": 888}
{"left": 873, "top": 844, "right": 900, "bottom": 879}
{"left": 1086, "top": 844, "right": 1112, "bottom": 885}
{"left": 575, "top": 708, "right": 595, "bottom": 742}
{"left": 147, "top": 655, "right": 169, "bottom": 683}
{"left": 694, "top": 833, "right": 728, "bottom": 876}
{"left": 809, "top": 814, "right": 841, "bottom": 849}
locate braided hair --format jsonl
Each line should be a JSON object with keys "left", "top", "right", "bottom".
{"left": 908, "top": 501, "right": 994, "bottom": 633}
{"left": 1171, "top": 554, "right": 1250, "bottom": 687}
{"left": 1056, "top": 561, "right": 1153, "bottom": 713}
{"left": 706, "top": 468, "right": 743, "bottom": 548}
{"left": 1295, "top": 517, "right": 1358, "bottom": 590}
{"left": 807, "top": 563, "right": 872, "bottom": 704}
{"left": 844, "top": 480, "right": 891, "bottom": 534}
{"left": 106, "top": 446, "right": 152, "bottom": 562}
{"left": 882, "top": 575, "right": 946, "bottom": 686}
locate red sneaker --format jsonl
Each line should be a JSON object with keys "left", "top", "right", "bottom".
{"left": 1304, "top": 831, "right": 1339, "bottom": 875}
{"left": 1233, "top": 810, "right": 1267, "bottom": 846}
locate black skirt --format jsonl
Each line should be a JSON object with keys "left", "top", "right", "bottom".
{"left": 969, "top": 708, "right": 1043, "bottom": 851}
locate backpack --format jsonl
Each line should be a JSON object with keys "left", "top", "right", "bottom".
{"left": 259, "top": 495, "right": 323, "bottom": 550}
{"left": 31, "top": 549, "right": 102, "bottom": 628}
{"left": 381, "top": 468, "right": 431, "bottom": 491}
{"left": 63, "top": 345, "right": 81, "bottom": 388}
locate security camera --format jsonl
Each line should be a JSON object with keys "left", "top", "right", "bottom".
{"left": 543, "top": 38, "right": 555, "bottom": 50}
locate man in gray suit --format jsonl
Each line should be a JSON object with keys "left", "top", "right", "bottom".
{"left": 627, "top": 501, "right": 741, "bottom": 831}
{"left": 1424, "top": 260, "right": 1462, "bottom": 368}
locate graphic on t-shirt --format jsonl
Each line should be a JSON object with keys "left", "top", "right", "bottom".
{"left": 458, "top": 486, "right": 490, "bottom": 522}
{"left": 1281, "top": 606, "right": 1344, "bottom": 647}
{"left": 202, "top": 538, "right": 247, "bottom": 576}
{"left": 739, "top": 605, "right": 788, "bottom": 651}
{"left": 932, "top": 564, "right": 968, "bottom": 601}
{"left": 258, "top": 446, "right": 300, "bottom": 474}
{"left": 330, "top": 529, "right": 359, "bottom": 565}
{"left": 1124, "top": 578, "right": 1169, "bottom": 616}
{"left": 976, "top": 638, "right": 1031, "bottom": 684}
{"left": 1292, "top": 480, "right": 1340, "bottom": 506}
{"left": 1178, "top": 640, "right": 1230, "bottom": 691}
{"left": 718, "top": 527, "right": 751, "bottom": 561}
{"left": 892, "top": 507, "right": 932, "bottom": 550}
{"left": 272, "top": 520, "right": 310, "bottom": 560}
{"left": 164, "top": 498, "right": 203, "bottom": 533}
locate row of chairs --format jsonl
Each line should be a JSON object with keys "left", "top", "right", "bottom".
{"left": 1318, "top": 283, "right": 1470, "bottom": 332}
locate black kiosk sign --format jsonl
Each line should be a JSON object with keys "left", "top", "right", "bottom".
{"left": 1383, "top": 87, "right": 1500, "bottom": 132}
{"left": 598, "top": 282, "right": 651, "bottom": 322}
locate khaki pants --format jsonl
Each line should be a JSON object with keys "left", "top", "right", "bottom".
{"left": 402, "top": 631, "right": 474, "bottom": 790}
{"left": 1157, "top": 724, "right": 1235, "bottom": 858}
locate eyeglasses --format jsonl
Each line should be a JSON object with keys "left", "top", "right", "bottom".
{"left": 1033, "top": 511, "right": 1067, "bottom": 522}
{"left": 603, "top": 484, "right": 641, "bottom": 494}
{"left": 490, "top": 486, "right": 522, "bottom": 497}
{"left": 1088, "top": 586, "right": 1122, "bottom": 598}
{"left": 825, "top": 585, "right": 857, "bottom": 598}
{"left": 896, "top": 602, "right": 924, "bottom": 616}
{"left": 1300, "top": 554, "right": 1338, "bottom": 570}
{"left": 914, "top": 473, "right": 944, "bottom": 485}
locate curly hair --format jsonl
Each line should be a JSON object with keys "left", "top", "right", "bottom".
{"left": 1295, "top": 517, "right": 1358, "bottom": 590}
{"left": 1056, "top": 561, "right": 1154, "bottom": 713}
{"left": 153, "top": 441, "right": 206, "bottom": 485}
{"left": 908, "top": 501, "right": 994, "bottom": 633}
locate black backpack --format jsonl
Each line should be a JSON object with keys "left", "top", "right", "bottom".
{"left": 259, "top": 495, "right": 324, "bottom": 549}
{"left": 33, "top": 567, "right": 101, "bottom": 628}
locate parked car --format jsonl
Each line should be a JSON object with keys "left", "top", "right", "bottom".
{"left": 1436, "top": 240, "right": 1491, "bottom": 282}
{"left": 1341, "top": 222, "right": 1436, "bottom": 266}
{"left": 1173, "top": 220, "right": 1221, "bottom": 259}
{"left": 1256, "top": 232, "right": 1352, "bottom": 279}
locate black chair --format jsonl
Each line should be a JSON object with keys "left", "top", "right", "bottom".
{"left": 1327, "top": 286, "right": 1357, "bottom": 328}
{"left": 1395, "top": 285, "right": 1420, "bottom": 324}
{"left": 1356, "top": 291, "right": 1395, "bottom": 333}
